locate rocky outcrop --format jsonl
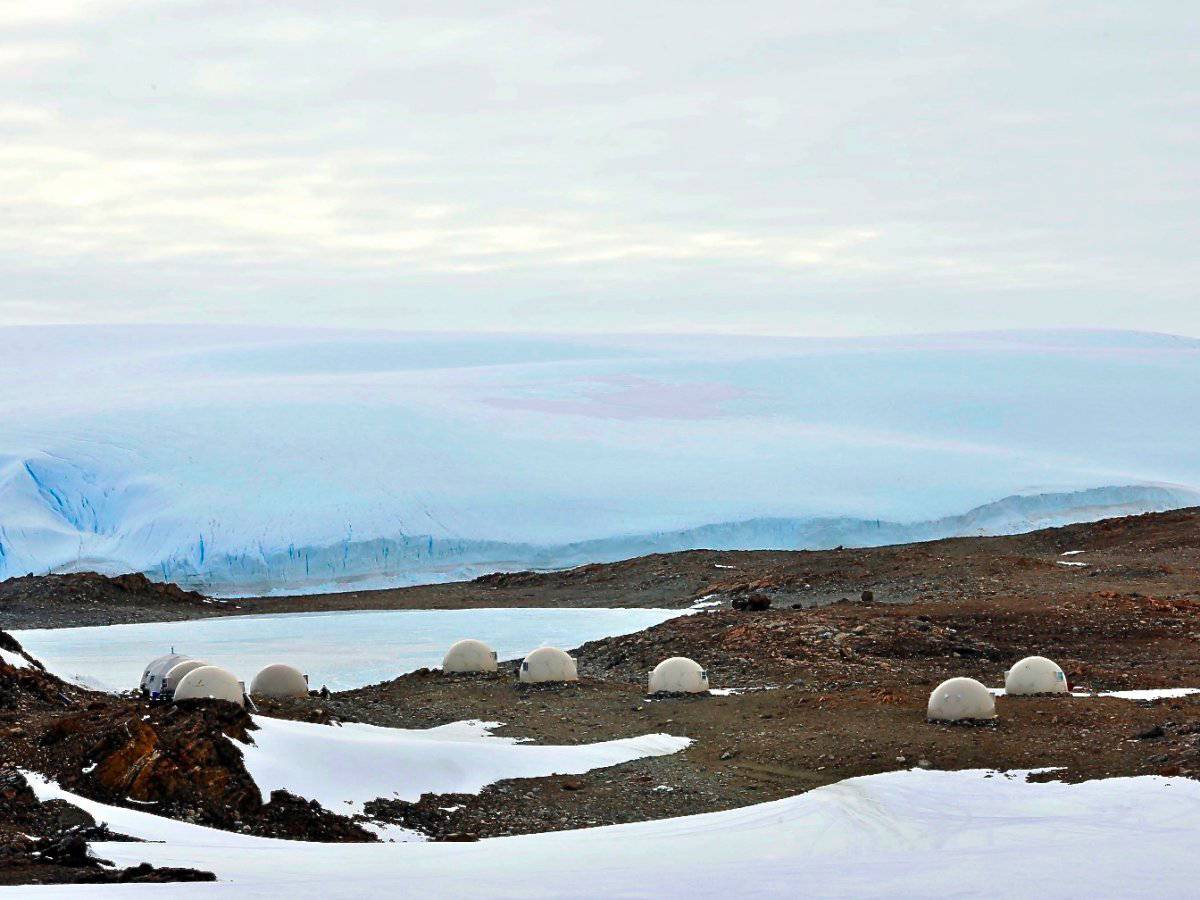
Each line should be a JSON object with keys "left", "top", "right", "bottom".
{"left": 0, "top": 571, "right": 224, "bottom": 628}
{"left": 0, "top": 628, "right": 375, "bottom": 888}
{"left": 0, "top": 765, "right": 217, "bottom": 885}
{"left": 37, "top": 699, "right": 261, "bottom": 824}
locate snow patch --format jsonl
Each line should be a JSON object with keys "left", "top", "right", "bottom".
{"left": 992, "top": 687, "right": 1200, "bottom": 701}
{"left": 360, "top": 821, "right": 425, "bottom": 843}
{"left": 1098, "top": 688, "right": 1200, "bottom": 701}
{"left": 234, "top": 716, "right": 690, "bottom": 814}
{"left": 709, "top": 685, "right": 778, "bottom": 697}
{"left": 0, "top": 648, "right": 29, "bottom": 670}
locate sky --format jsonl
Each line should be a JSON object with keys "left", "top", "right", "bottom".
{"left": 1, "top": 1, "right": 1197, "bottom": 336}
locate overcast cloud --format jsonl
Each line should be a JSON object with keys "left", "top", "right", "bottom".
{"left": 1, "top": 1, "right": 1196, "bottom": 334}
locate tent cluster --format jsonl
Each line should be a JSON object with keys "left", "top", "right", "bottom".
{"left": 145, "top": 644, "right": 1063, "bottom": 721}
{"left": 927, "top": 655, "right": 1068, "bottom": 723}
{"left": 442, "top": 640, "right": 711, "bottom": 693}
{"left": 140, "top": 655, "right": 310, "bottom": 707}
{"left": 141, "top": 641, "right": 715, "bottom": 710}
{"left": 441, "top": 640, "right": 580, "bottom": 683}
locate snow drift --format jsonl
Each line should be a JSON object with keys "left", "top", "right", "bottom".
{"left": 18, "top": 767, "right": 1200, "bottom": 898}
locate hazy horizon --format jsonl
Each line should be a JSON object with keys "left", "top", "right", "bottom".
{"left": 5, "top": 321, "right": 1200, "bottom": 342}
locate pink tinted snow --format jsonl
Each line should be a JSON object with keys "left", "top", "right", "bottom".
{"left": 483, "top": 375, "right": 749, "bottom": 420}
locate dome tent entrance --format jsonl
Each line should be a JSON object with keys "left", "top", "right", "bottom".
{"left": 927, "top": 677, "right": 995, "bottom": 722}
{"left": 250, "top": 663, "right": 309, "bottom": 698}
{"left": 163, "top": 659, "right": 209, "bottom": 697}
{"left": 519, "top": 647, "right": 578, "bottom": 683}
{"left": 141, "top": 653, "right": 189, "bottom": 697}
{"left": 174, "top": 665, "right": 245, "bottom": 707}
{"left": 1005, "top": 656, "right": 1068, "bottom": 695}
{"left": 649, "top": 657, "right": 709, "bottom": 694}
{"left": 443, "top": 639, "right": 499, "bottom": 674}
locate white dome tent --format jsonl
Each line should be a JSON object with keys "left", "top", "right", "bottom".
{"left": 163, "top": 659, "right": 208, "bottom": 698}
{"left": 140, "top": 653, "right": 189, "bottom": 698}
{"left": 648, "top": 657, "right": 709, "bottom": 694}
{"left": 250, "top": 663, "right": 309, "bottom": 698}
{"left": 927, "top": 677, "right": 996, "bottom": 722}
{"left": 519, "top": 647, "right": 578, "bottom": 683}
{"left": 442, "top": 639, "right": 499, "bottom": 674}
{"left": 1005, "top": 656, "right": 1068, "bottom": 695}
{"left": 174, "top": 665, "right": 245, "bottom": 707}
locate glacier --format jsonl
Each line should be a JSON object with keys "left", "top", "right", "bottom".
{"left": 1, "top": 326, "right": 1198, "bottom": 594}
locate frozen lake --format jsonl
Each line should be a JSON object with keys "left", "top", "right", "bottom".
{"left": 11, "top": 607, "right": 682, "bottom": 692}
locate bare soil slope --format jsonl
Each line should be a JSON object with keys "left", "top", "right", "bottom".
{"left": 0, "top": 572, "right": 232, "bottom": 629}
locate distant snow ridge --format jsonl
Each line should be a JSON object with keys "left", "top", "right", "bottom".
{"left": 145, "top": 484, "right": 1194, "bottom": 594}
{"left": 1, "top": 327, "right": 1199, "bottom": 594}
{"left": 3, "top": 469, "right": 1193, "bottom": 595}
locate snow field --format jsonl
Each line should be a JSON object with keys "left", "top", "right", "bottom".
{"left": 17, "top": 767, "right": 1200, "bottom": 898}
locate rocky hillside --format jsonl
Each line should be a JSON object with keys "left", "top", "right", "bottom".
{"left": 0, "top": 572, "right": 233, "bottom": 629}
